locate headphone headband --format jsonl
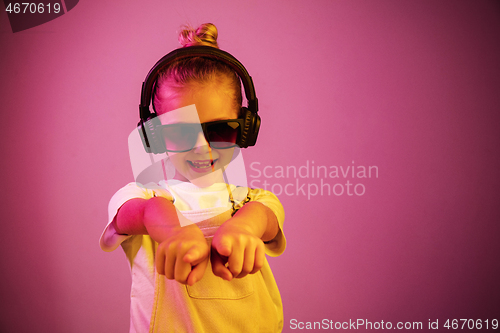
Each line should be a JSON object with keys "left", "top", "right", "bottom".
{"left": 139, "top": 45, "right": 258, "bottom": 121}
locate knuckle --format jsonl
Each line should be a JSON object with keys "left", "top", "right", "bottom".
{"left": 158, "top": 241, "right": 169, "bottom": 252}
{"left": 165, "top": 241, "right": 177, "bottom": 252}
{"left": 253, "top": 238, "right": 263, "bottom": 247}
{"left": 235, "top": 234, "right": 244, "bottom": 243}
{"left": 175, "top": 241, "right": 186, "bottom": 252}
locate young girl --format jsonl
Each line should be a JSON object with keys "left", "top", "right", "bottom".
{"left": 100, "top": 23, "right": 286, "bottom": 332}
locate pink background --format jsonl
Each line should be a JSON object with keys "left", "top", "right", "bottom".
{"left": 1, "top": 0, "right": 499, "bottom": 332}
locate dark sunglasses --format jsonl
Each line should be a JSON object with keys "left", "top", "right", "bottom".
{"left": 159, "top": 119, "right": 244, "bottom": 152}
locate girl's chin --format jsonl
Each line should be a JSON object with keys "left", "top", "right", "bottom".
{"left": 189, "top": 171, "right": 225, "bottom": 188}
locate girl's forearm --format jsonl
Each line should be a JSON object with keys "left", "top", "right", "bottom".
{"left": 114, "top": 197, "right": 186, "bottom": 242}
{"left": 114, "top": 197, "right": 279, "bottom": 243}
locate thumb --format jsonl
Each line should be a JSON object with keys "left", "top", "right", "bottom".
{"left": 183, "top": 246, "right": 204, "bottom": 264}
{"left": 213, "top": 239, "right": 232, "bottom": 257}
{"left": 186, "top": 257, "right": 209, "bottom": 286}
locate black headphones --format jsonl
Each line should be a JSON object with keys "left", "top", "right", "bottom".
{"left": 138, "top": 45, "right": 261, "bottom": 154}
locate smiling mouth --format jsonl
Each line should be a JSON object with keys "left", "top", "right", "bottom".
{"left": 188, "top": 159, "right": 217, "bottom": 169}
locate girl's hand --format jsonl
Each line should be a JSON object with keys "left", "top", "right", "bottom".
{"left": 211, "top": 219, "right": 266, "bottom": 281}
{"left": 155, "top": 224, "right": 209, "bottom": 286}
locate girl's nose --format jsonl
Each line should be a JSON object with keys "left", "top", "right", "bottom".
{"left": 192, "top": 131, "right": 211, "bottom": 153}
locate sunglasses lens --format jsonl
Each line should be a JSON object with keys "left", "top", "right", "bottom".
{"left": 207, "top": 121, "right": 240, "bottom": 148}
{"left": 160, "top": 121, "right": 241, "bottom": 152}
{"left": 161, "top": 124, "right": 199, "bottom": 152}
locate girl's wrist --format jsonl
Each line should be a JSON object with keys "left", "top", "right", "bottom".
{"left": 143, "top": 197, "right": 184, "bottom": 242}
{"left": 229, "top": 202, "right": 268, "bottom": 238}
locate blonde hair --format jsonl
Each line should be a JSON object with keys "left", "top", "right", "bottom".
{"left": 178, "top": 23, "right": 219, "bottom": 48}
{"left": 153, "top": 23, "right": 242, "bottom": 114}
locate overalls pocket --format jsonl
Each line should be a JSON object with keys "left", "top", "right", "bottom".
{"left": 186, "top": 259, "right": 255, "bottom": 299}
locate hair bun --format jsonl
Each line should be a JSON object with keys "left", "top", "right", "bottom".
{"left": 178, "top": 23, "right": 219, "bottom": 48}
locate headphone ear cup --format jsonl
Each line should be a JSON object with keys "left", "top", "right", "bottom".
{"left": 249, "top": 113, "right": 260, "bottom": 146}
{"left": 138, "top": 116, "right": 166, "bottom": 154}
{"left": 240, "top": 107, "right": 260, "bottom": 148}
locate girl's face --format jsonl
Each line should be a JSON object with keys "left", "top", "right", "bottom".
{"left": 157, "top": 82, "right": 239, "bottom": 186}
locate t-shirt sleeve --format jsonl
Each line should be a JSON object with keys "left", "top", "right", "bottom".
{"left": 99, "top": 182, "right": 173, "bottom": 252}
{"left": 247, "top": 188, "right": 286, "bottom": 257}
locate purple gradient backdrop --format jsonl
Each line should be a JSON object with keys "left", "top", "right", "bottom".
{"left": 1, "top": 1, "right": 499, "bottom": 332}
